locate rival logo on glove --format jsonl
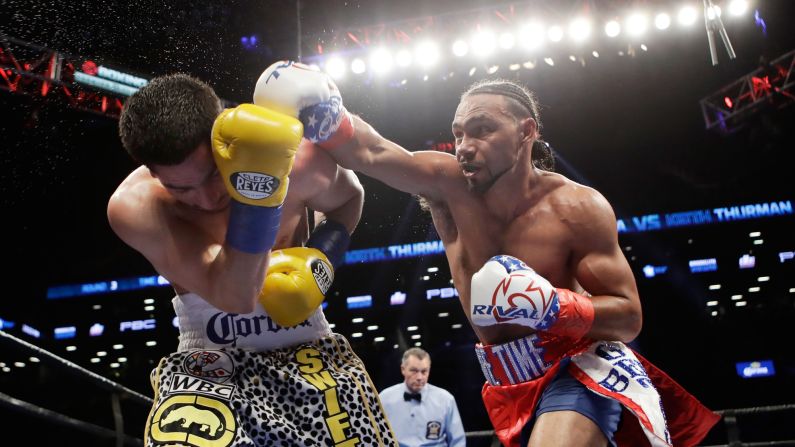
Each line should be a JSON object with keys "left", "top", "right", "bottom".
{"left": 231, "top": 172, "right": 279, "bottom": 200}
{"left": 311, "top": 259, "right": 333, "bottom": 295}
{"left": 472, "top": 304, "right": 544, "bottom": 321}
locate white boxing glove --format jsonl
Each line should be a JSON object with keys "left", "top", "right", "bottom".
{"left": 253, "top": 60, "right": 354, "bottom": 149}
{"left": 470, "top": 255, "right": 595, "bottom": 340}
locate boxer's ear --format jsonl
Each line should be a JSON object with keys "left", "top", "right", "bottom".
{"left": 520, "top": 117, "right": 537, "bottom": 143}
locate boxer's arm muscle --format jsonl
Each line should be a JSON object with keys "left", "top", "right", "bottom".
{"left": 294, "top": 145, "right": 363, "bottom": 234}
{"left": 107, "top": 187, "right": 268, "bottom": 314}
{"left": 331, "top": 115, "right": 453, "bottom": 200}
{"left": 567, "top": 188, "right": 642, "bottom": 342}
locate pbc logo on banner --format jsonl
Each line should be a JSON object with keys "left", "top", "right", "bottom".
{"left": 311, "top": 259, "right": 333, "bottom": 295}
{"left": 231, "top": 172, "right": 278, "bottom": 200}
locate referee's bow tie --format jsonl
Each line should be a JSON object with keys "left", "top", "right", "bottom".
{"left": 404, "top": 392, "right": 421, "bottom": 402}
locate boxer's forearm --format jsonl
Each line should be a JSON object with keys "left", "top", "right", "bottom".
{"left": 586, "top": 294, "right": 643, "bottom": 342}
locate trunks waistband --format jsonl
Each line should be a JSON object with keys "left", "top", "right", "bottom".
{"left": 475, "top": 333, "right": 552, "bottom": 386}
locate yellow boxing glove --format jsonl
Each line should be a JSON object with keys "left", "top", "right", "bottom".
{"left": 261, "top": 247, "right": 334, "bottom": 327}
{"left": 212, "top": 104, "right": 302, "bottom": 253}
{"left": 212, "top": 104, "right": 302, "bottom": 207}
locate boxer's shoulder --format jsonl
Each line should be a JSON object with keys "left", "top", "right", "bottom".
{"left": 541, "top": 174, "right": 613, "bottom": 225}
{"left": 108, "top": 167, "right": 190, "bottom": 246}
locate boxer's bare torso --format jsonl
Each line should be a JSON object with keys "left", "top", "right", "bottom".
{"left": 425, "top": 166, "right": 594, "bottom": 345}
{"left": 110, "top": 141, "right": 338, "bottom": 295}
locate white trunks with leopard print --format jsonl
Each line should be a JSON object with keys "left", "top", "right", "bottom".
{"left": 173, "top": 293, "right": 332, "bottom": 352}
{"left": 145, "top": 333, "right": 398, "bottom": 447}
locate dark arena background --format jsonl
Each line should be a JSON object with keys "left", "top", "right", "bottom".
{"left": 1, "top": 0, "right": 794, "bottom": 445}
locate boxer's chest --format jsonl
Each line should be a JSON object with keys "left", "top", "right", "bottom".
{"left": 437, "top": 198, "right": 575, "bottom": 290}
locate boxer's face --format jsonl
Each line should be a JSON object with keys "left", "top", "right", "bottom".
{"left": 453, "top": 94, "right": 525, "bottom": 193}
{"left": 152, "top": 142, "right": 230, "bottom": 213}
{"left": 401, "top": 355, "right": 431, "bottom": 393}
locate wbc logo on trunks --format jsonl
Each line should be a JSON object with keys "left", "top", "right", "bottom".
{"left": 231, "top": 172, "right": 278, "bottom": 200}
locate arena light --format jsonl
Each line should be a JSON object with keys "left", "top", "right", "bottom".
{"left": 509, "top": 63, "right": 520, "bottom": 71}
{"left": 411, "top": 334, "right": 421, "bottom": 340}
{"left": 519, "top": 23, "right": 545, "bottom": 49}
{"left": 605, "top": 20, "right": 621, "bottom": 37}
{"left": 748, "top": 286, "right": 760, "bottom": 292}
{"left": 350, "top": 58, "right": 367, "bottom": 75}
{"left": 498, "top": 32, "right": 516, "bottom": 50}
{"left": 325, "top": 57, "right": 346, "bottom": 80}
{"left": 472, "top": 31, "right": 497, "bottom": 57}
{"left": 66, "top": 346, "right": 77, "bottom": 352}
{"left": 706, "top": 5, "right": 722, "bottom": 20}
{"left": 395, "top": 49, "right": 413, "bottom": 67}
{"left": 487, "top": 65, "right": 499, "bottom": 74}
{"left": 143, "top": 298, "right": 154, "bottom": 304}
{"left": 544, "top": 57, "right": 555, "bottom": 66}
{"left": 351, "top": 332, "right": 363, "bottom": 338}
{"left": 728, "top": 0, "right": 748, "bottom": 16}
{"left": 352, "top": 317, "right": 364, "bottom": 323}
{"left": 655, "top": 13, "right": 672, "bottom": 30}
{"left": 568, "top": 18, "right": 591, "bottom": 42}
{"left": 758, "top": 276, "right": 770, "bottom": 282}
{"left": 374, "top": 336, "right": 385, "bottom": 342}
{"left": 452, "top": 324, "right": 463, "bottom": 329}
{"left": 438, "top": 312, "right": 449, "bottom": 318}
{"left": 592, "top": 51, "right": 600, "bottom": 58}
{"left": 731, "top": 294, "right": 743, "bottom": 300}
{"left": 90, "top": 358, "right": 100, "bottom": 364}
{"left": 427, "top": 267, "right": 439, "bottom": 273}
{"left": 370, "top": 48, "right": 394, "bottom": 74}
{"left": 468, "top": 67, "right": 477, "bottom": 76}
{"left": 407, "top": 325, "right": 418, "bottom": 331}
{"left": 547, "top": 25, "right": 564, "bottom": 42}
{"left": 452, "top": 39, "right": 469, "bottom": 57}
{"left": 145, "top": 340, "right": 157, "bottom": 346}
{"left": 415, "top": 41, "right": 440, "bottom": 67}
{"left": 414, "top": 342, "right": 422, "bottom": 347}
{"left": 367, "top": 325, "right": 378, "bottom": 331}
{"left": 678, "top": 6, "right": 698, "bottom": 26}
{"left": 749, "top": 231, "right": 761, "bottom": 237}
{"left": 626, "top": 13, "right": 649, "bottom": 36}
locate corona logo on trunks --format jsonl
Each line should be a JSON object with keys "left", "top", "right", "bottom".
{"left": 183, "top": 350, "right": 235, "bottom": 383}
{"left": 311, "top": 258, "right": 333, "bottom": 294}
{"left": 149, "top": 394, "right": 236, "bottom": 446}
{"left": 230, "top": 172, "right": 278, "bottom": 200}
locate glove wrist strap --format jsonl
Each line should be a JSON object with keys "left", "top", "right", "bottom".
{"left": 548, "top": 289, "right": 595, "bottom": 340}
{"left": 226, "top": 201, "right": 282, "bottom": 254}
